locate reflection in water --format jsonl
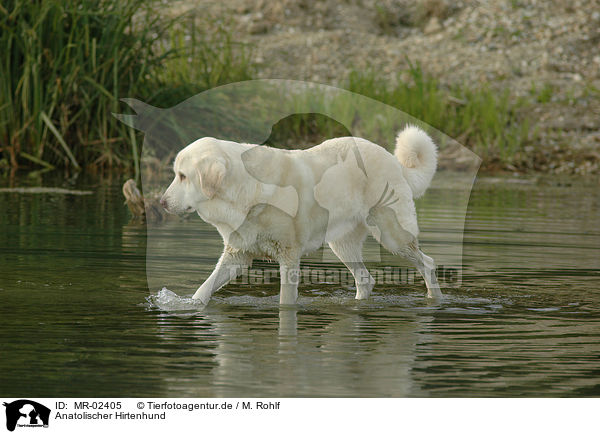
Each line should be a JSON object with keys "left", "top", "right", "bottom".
{"left": 278, "top": 307, "right": 297, "bottom": 337}
{"left": 148, "top": 298, "right": 429, "bottom": 397}
{"left": 0, "top": 174, "right": 599, "bottom": 397}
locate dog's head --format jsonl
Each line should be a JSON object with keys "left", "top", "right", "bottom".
{"left": 160, "top": 137, "right": 228, "bottom": 214}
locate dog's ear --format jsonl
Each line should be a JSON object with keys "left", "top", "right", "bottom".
{"left": 195, "top": 157, "right": 227, "bottom": 198}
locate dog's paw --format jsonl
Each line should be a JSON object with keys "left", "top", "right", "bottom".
{"left": 355, "top": 276, "right": 375, "bottom": 300}
{"left": 191, "top": 289, "right": 211, "bottom": 305}
{"left": 355, "top": 291, "right": 370, "bottom": 300}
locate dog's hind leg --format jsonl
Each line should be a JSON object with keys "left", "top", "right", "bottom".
{"left": 403, "top": 242, "right": 443, "bottom": 299}
{"left": 367, "top": 207, "right": 442, "bottom": 299}
{"left": 328, "top": 224, "right": 375, "bottom": 300}
{"left": 380, "top": 238, "right": 442, "bottom": 299}
{"left": 192, "top": 247, "right": 253, "bottom": 304}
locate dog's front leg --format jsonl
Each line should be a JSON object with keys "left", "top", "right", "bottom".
{"left": 192, "top": 248, "right": 252, "bottom": 304}
{"left": 279, "top": 259, "right": 300, "bottom": 305}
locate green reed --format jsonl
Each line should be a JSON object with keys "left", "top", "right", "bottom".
{"left": 0, "top": 0, "right": 254, "bottom": 173}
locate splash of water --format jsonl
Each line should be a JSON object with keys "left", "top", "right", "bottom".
{"left": 147, "top": 287, "right": 206, "bottom": 312}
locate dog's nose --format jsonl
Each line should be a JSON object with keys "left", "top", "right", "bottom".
{"left": 159, "top": 197, "right": 167, "bottom": 209}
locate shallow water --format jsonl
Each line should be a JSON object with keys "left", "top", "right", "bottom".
{"left": 1, "top": 173, "right": 599, "bottom": 397}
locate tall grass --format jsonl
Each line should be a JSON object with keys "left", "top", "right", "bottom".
{"left": 346, "top": 64, "right": 532, "bottom": 161}
{"left": 151, "top": 14, "right": 254, "bottom": 106}
{"left": 0, "top": 0, "right": 254, "bottom": 172}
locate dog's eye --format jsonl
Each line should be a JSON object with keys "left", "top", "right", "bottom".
{"left": 179, "top": 172, "right": 186, "bottom": 181}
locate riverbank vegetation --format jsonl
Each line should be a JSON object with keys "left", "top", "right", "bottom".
{"left": 1, "top": 0, "right": 582, "bottom": 176}
{"left": 0, "top": 0, "right": 252, "bottom": 174}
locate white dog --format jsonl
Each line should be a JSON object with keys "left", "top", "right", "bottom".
{"left": 160, "top": 125, "right": 442, "bottom": 305}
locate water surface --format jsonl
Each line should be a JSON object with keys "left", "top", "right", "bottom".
{"left": 1, "top": 173, "right": 599, "bottom": 397}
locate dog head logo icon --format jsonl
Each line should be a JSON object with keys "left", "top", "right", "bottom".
{"left": 3, "top": 400, "right": 50, "bottom": 432}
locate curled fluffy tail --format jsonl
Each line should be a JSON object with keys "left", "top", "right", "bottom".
{"left": 394, "top": 125, "right": 438, "bottom": 198}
